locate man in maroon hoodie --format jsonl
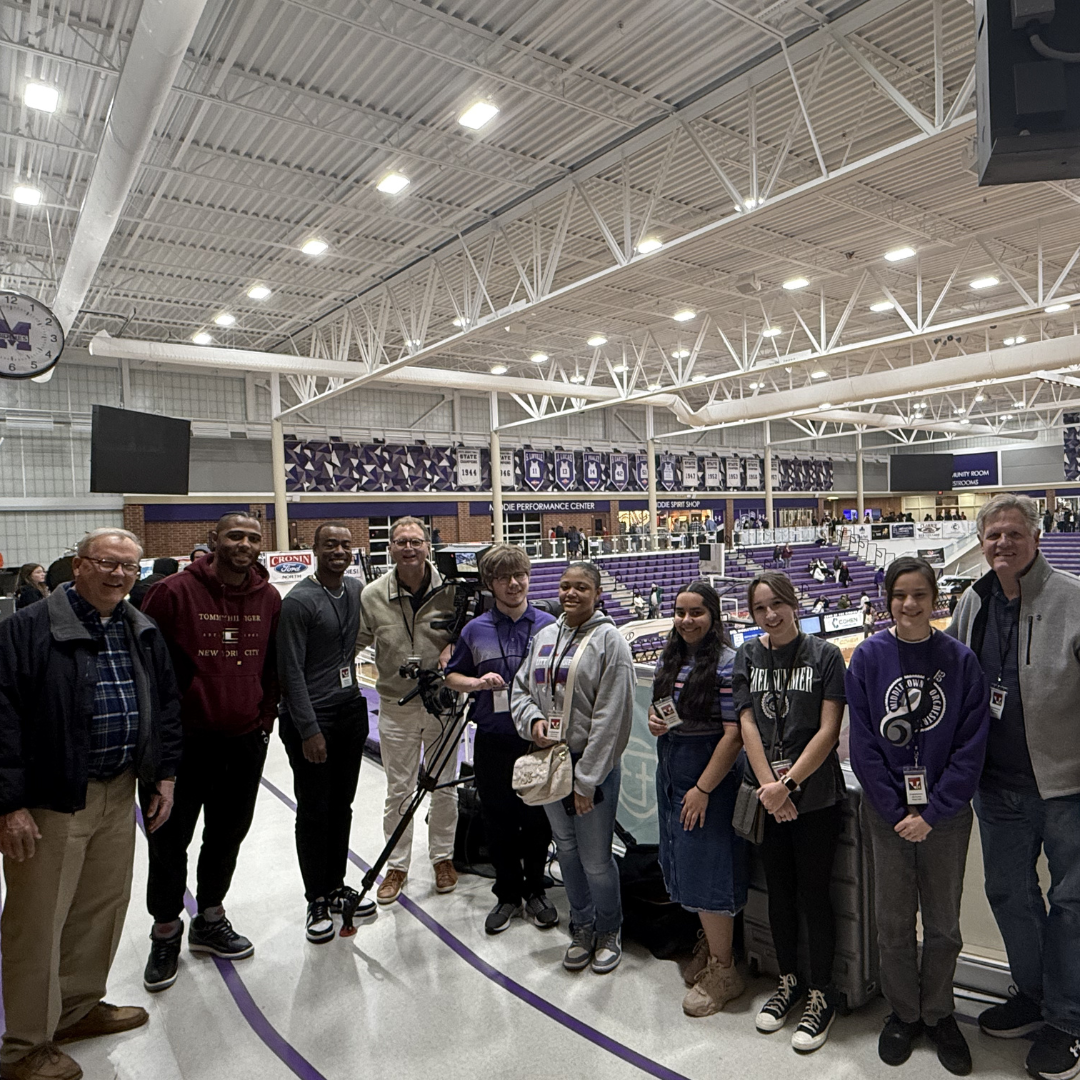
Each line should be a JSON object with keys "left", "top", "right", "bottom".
{"left": 139, "top": 512, "right": 281, "bottom": 993}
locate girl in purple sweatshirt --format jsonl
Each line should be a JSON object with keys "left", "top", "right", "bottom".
{"left": 846, "top": 556, "right": 989, "bottom": 1076}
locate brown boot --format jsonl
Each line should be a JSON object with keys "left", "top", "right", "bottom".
{"left": 376, "top": 869, "right": 407, "bottom": 905}
{"left": 0, "top": 1044, "right": 83, "bottom": 1080}
{"left": 682, "top": 958, "right": 746, "bottom": 1017}
{"left": 433, "top": 860, "right": 458, "bottom": 894}
{"left": 54, "top": 1003, "right": 148, "bottom": 1044}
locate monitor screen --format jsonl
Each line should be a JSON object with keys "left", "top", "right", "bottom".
{"left": 889, "top": 453, "right": 954, "bottom": 492}
{"left": 729, "top": 626, "right": 763, "bottom": 648}
{"left": 799, "top": 614, "right": 823, "bottom": 635}
{"left": 90, "top": 405, "right": 190, "bottom": 494}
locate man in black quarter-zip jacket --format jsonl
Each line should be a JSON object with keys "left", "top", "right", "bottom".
{"left": 948, "top": 493, "right": 1080, "bottom": 1080}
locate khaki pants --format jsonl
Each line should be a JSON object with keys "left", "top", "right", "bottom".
{"left": 378, "top": 699, "right": 458, "bottom": 873}
{"left": 1, "top": 771, "right": 136, "bottom": 1064}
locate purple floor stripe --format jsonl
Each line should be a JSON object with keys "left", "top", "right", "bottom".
{"left": 135, "top": 809, "right": 328, "bottom": 1080}
{"left": 259, "top": 776, "right": 693, "bottom": 1080}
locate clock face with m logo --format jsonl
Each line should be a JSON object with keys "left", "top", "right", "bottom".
{"left": 0, "top": 292, "right": 64, "bottom": 380}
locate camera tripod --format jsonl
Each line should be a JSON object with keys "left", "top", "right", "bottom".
{"left": 338, "top": 670, "right": 474, "bottom": 935}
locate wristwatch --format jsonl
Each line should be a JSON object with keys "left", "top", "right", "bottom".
{"left": 782, "top": 775, "right": 800, "bottom": 793}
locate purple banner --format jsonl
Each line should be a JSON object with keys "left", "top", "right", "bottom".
{"left": 609, "top": 453, "right": 629, "bottom": 491}
{"left": 582, "top": 452, "right": 603, "bottom": 492}
{"left": 522, "top": 450, "right": 546, "bottom": 491}
{"left": 553, "top": 450, "right": 576, "bottom": 491}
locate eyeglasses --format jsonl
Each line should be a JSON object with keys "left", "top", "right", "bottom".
{"left": 493, "top": 571, "right": 530, "bottom": 583}
{"left": 391, "top": 538, "right": 427, "bottom": 549}
{"left": 84, "top": 557, "right": 140, "bottom": 575}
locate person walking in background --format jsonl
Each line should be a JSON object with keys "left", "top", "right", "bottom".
{"left": 356, "top": 516, "right": 458, "bottom": 905}
{"left": 512, "top": 562, "right": 635, "bottom": 975}
{"left": 649, "top": 582, "right": 662, "bottom": 619}
{"left": 734, "top": 571, "right": 847, "bottom": 1053}
{"left": 14, "top": 563, "right": 48, "bottom": 610}
{"left": 444, "top": 545, "right": 558, "bottom": 935}
{"left": 847, "top": 557, "right": 989, "bottom": 1075}
{"left": 128, "top": 558, "right": 179, "bottom": 611}
{"left": 0, "top": 528, "right": 181, "bottom": 1080}
{"left": 948, "top": 493, "right": 1080, "bottom": 1080}
{"left": 648, "top": 581, "right": 747, "bottom": 1018}
{"left": 140, "top": 512, "right": 281, "bottom": 994}
{"left": 277, "top": 522, "right": 373, "bottom": 944}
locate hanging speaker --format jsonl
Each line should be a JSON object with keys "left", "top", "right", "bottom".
{"left": 976, "top": 0, "right": 1080, "bottom": 185}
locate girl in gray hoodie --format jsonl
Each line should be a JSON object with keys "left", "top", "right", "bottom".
{"left": 512, "top": 562, "right": 635, "bottom": 976}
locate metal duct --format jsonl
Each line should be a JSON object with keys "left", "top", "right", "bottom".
{"left": 35, "top": 0, "right": 210, "bottom": 383}
{"left": 87, "top": 332, "right": 623, "bottom": 402}
{"left": 661, "top": 335, "right": 1080, "bottom": 428}
{"left": 810, "top": 409, "right": 1035, "bottom": 439}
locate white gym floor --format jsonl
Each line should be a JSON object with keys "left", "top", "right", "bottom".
{"left": 3, "top": 736, "right": 1036, "bottom": 1080}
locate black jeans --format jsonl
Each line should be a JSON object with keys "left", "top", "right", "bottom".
{"left": 142, "top": 727, "right": 269, "bottom": 922}
{"left": 280, "top": 697, "right": 369, "bottom": 902}
{"left": 759, "top": 801, "right": 842, "bottom": 989}
{"left": 473, "top": 730, "right": 552, "bottom": 905}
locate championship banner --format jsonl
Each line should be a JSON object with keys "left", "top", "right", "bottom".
{"left": 455, "top": 447, "right": 481, "bottom": 487}
{"left": 500, "top": 448, "right": 515, "bottom": 488}
{"left": 725, "top": 457, "right": 742, "bottom": 489}
{"left": 553, "top": 450, "right": 576, "bottom": 491}
{"left": 582, "top": 451, "right": 603, "bottom": 492}
{"left": 659, "top": 453, "right": 678, "bottom": 491}
{"left": 745, "top": 458, "right": 761, "bottom": 489}
{"left": 703, "top": 457, "right": 722, "bottom": 488}
{"left": 772, "top": 458, "right": 782, "bottom": 490}
{"left": 681, "top": 456, "right": 700, "bottom": 489}
{"left": 609, "top": 452, "right": 629, "bottom": 491}
{"left": 634, "top": 453, "right": 649, "bottom": 489}
{"left": 523, "top": 449, "right": 546, "bottom": 491}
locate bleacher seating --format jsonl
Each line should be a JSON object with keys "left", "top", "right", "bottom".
{"left": 1040, "top": 532, "right": 1080, "bottom": 575}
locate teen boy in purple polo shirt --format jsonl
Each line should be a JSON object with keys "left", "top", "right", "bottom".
{"left": 444, "top": 544, "right": 558, "bottom": 935}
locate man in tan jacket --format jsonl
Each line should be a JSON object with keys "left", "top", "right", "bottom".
{"left": 357, "top": 517, "right": 457, "bottom": 904}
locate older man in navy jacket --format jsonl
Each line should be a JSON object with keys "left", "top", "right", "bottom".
{"left": 0, "top": 528, "right": 182, "bottom": 1080}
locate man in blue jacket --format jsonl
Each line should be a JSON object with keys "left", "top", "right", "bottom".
{"left": 0, "top": 528, "right": 182, "bottom": 1080}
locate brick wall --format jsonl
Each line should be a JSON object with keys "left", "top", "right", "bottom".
{"left": 143, "top": 520, "right": 216, "bottom": 558}
{"left": 288, "top": 516, "right": 370, "bottom": 551}
{"left": 431, "top": 514, "right": 459, "bottom": 543}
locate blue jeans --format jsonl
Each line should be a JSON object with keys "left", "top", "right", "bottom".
{"left": 545, "top": 765, "right": 622, "bottom": 934}
{"left": 974, "top": 786, "right": 1080, "bottom": 1037}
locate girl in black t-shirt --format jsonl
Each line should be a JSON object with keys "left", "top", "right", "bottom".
{"left": 733, "top": 571, "right": 847, "bottom": 1054}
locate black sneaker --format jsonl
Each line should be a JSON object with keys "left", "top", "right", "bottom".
{"left": 524, "top": 892, "right": 559, "bottom": 929}
{"left": 306, "top": 899, "right": 335, "bottom": 944}
{"left": 144, "top": 926, "right": 182, "bottom": 992}
{"left": 329, "top": 886, "right": 377, "bottom": 925}
{"left": 791, "top": 989, "right": 836, "bottom": 1052}
{"left": 188, "top": 914, "right": 254, "bottom": 959}
{"left": 1026, "top": 1025, "right": 1080, "bottom": 1080}
{"left": 755, "top": 974, "right": 804, "bottom": 1033}
{"left": 880, "top": 1013, "right": 924, "bottom": 1066}
{"left": 926, "top": 1015, "right": 972, "bottom": 1076}
{"left": 485, "top": 901, "right": 522, "bottom": 935}
{"left": 980, "top": 989, "right": 1045, "bottom": 1039}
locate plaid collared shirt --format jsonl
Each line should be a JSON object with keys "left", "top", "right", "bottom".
{"left": 64, "top": 583, "right": 139, "bottom": 779}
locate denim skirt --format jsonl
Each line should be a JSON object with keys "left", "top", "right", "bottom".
{"left": 656, "top": 731, "right": 748, "bottom": 915}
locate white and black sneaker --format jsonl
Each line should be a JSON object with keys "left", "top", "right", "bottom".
{"left": 144, "top": 926, "right": 183, "bottom": 992}
{"left": 306, "top": 899, "right": 335, "bottom": 944}
{"left": 1026, "top": 1025, "right": 1080, "bottom": 1080}
{"left": 563, "top": 924, "right": 595, "bottom": 971}
{"left": 756, "top": 973, "right": 804, "bottom": 1033}
{"left": 791, "top": 989, "right": 836, "bottom": 1053}
{"left": 485, "top": 901, "right": 522, "bottom": 935}
{"left": 329, "top": 885, "right": 377, "bottom": 926}
{"left": 188, "top": 913, "right": 255, "bottom": 959}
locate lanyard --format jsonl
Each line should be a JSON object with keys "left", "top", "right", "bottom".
{"left": 494, "top": 611, "right": 530, "bottom": 669}
{"left": 547, "top": 622, "right": 583, "bottom": 714}
{"left": 992, "top": 597, "right": 1017, "bottom": 687}
{"left": 315, "top": 576, "right": 352, "bottom": 665}
{"left": 765, "top": 633, "right": 803, "bottom": 759}
{"left": 893, "top": 629, "right": 933, "bottom": 767}
{"left": 394, "top": 568, "right": 432, "bottom": 648}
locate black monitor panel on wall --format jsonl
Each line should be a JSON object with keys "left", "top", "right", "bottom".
{"left": 889, "top": 453, "right": 954, "bottom": 493}
{"left": 90, "top": 405, "right": 191, "bottom": 494}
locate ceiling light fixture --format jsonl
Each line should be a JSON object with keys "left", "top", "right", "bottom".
{"left": 1046, "top": 303, "right": 1071, "bottom": 313}
{"left": 1012, "top": 400, "right": 1025, "bottom": 407}
{"left": 452, "top": 316, "right": 467, "bottom": 328}
{"left": 569, "top": 373, "right": 586, "bottom": 383}
{"left": 782, "top": 276, "right": 810, "bottom": 290}
{"left": 376, "top": 172, "right": 410, "bottom": 194}
{"left": 960, "top": 418, "right": 971, "bottom": 425}
{"left": 761, "top": 326, "right": 782, "bottom": 337}
{"left": 748, "top": 381, "right": 762, "bottom": 390}
{"left": 213, "top": 313, "right": 236, "bottom": 327}
{"left": 489, "top": 363, "right": 508, "bottom": 375}
{"left": 671, "top": 349, "right": 690, "bottom": 359}
{"left": 743, "top": 197, "right": 759, "bottom": 209}
{"left": 646, "top": 382, "right": 662, "bottom": 391}
{"left": 673, "top": 309, "right": 696, "bottom": 322}
{"left": 692, "top": 374, "right": 709, "bottom": 382}
{"left": 810, "top": 368, "right": 829, "bottom": 379}
{"left": 12, "top": 185, "right": 41, "bottom": 205}
{"left": 191, "top": 331, "right": 213, "bottom": 345}
{"left": 247, "top": 284, "right": 271, "bottom": 300}
{"left": 970, "top": 276, "right": 1000, "bottom": 290}
{"left": 870, "top": 301, "right": 895, "bottom": 312}
{"left": 884, "top": 246, "right": 916, "bottom": 262}
{"left": 301, "top": 238, "right": 328, "bottom": 256}
{"left": 818, "top": 402, "right": 832, "bottom": 410}
{"left": 636, "top": 237, "right": 663, "bottom": 254}
{"left": 530, "top": 352, "right": 548, "bottom": 364}
{"left": 24, "top": 83, "right": 59, "bottom": 113}
{"left": 587, "top": 334, "right": 607, "bottom": 347}
{"left": 954, "top": 406, "right": 966, "bottom": 414}
{"left": 1013, "top": 335, "right": 1027, "bottom": 344}
{"left": 458, "top": 101, "right": 499, "bottom": 129}
{"left": 612, "top": 362, "right": 628, "bottom": 373}
{"left": 974, "top": 392, "right": 986, "bottom": 402}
